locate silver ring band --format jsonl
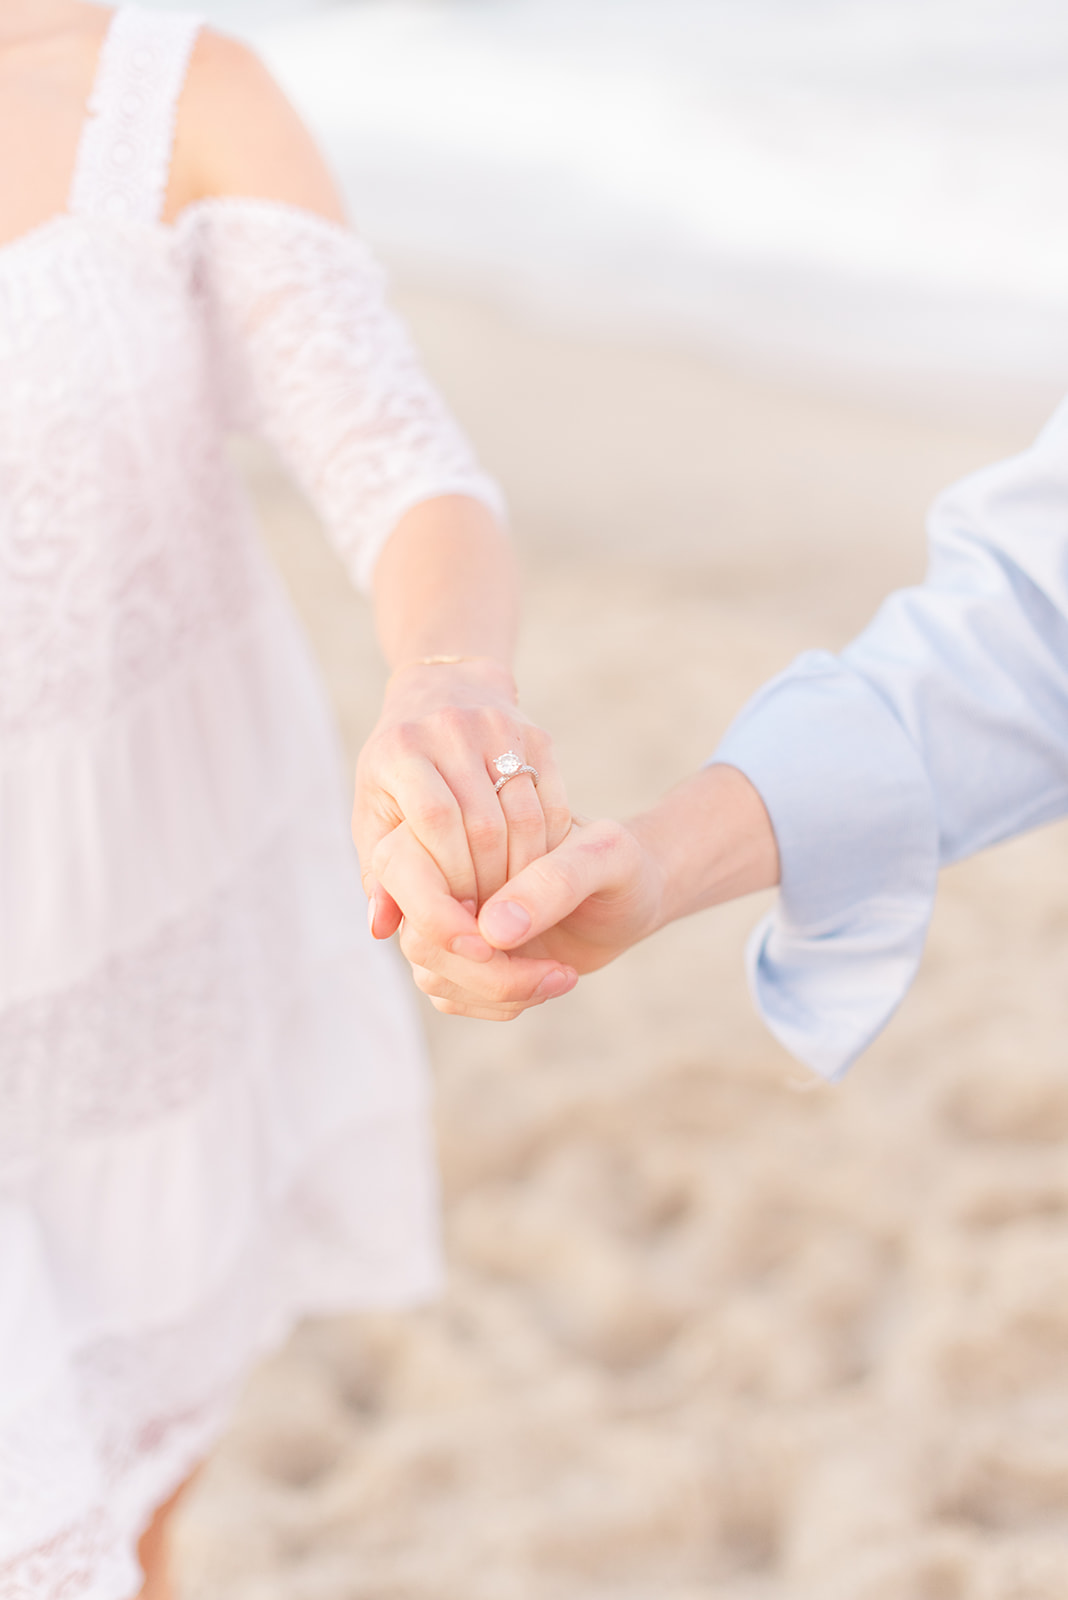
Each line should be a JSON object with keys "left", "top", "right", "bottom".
{"left": 493, "top": 765, "right": 539, "bottom": 795}
{"left": 492, "top": 749, "right": 539, "bottom": 795}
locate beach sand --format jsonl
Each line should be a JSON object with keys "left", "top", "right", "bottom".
{"left": 177, "top": 287, "right": 1068, "bottom": 1600}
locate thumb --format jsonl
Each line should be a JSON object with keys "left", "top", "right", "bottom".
{"left": 477, "top": 818, "right": 619, "bottom": 949}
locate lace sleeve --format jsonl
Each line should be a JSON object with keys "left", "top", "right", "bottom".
{"left": 185, "top": 199, "right": 506, "bottom": 591}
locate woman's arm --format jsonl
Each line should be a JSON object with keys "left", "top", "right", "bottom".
{"left": 356, "top": 496, "right": 570, "bottom": 935}
{"left": 174, "top": 32, "right": 570, "bottom": 915}
{"left": 383, "top": 400, "right": 1068, "bottom": 1068}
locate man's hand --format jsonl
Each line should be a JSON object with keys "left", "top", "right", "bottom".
{"left": 375, "top": 813, "right": 664, "bottom": 1019}
{"left": 376, "top": 765, "right": 780, "bottom": 1021}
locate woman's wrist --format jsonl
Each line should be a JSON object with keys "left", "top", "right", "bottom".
{"left": 387, "top": 652, "right": 513, "bottom": 683}
{"left": 382, "top": 654, "right": 518, "bottom": 712}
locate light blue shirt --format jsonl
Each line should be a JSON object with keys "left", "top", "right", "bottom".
{"left": 714, "top": 397, "right": 1068, "bottom": 1080}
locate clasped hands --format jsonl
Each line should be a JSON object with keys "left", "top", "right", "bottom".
{"left": 356, "top": 659, "right": 779, "bottom": 1020}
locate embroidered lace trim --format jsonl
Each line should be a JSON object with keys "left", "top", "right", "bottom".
{"left": 0, "top": 198, "right": 504, "bottom": 742}
{"left": 68, "top": 7, "right": 203, "bottom": 226}
{"left": 185, "top": 200, "right": 507, "bottom": 591}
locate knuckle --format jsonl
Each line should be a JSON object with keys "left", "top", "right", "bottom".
{"left": 505, "top": 804, "right": 544, "bottom": 837}
{"left": 587, "top": 817, "right": 633, "bottom": 862}
{"left": 398, "top": 926, "right": 430, "bottom": 966}
{"left": 411, "top": 796, "right": 456, "bottom": 836}
{"left": 487, "top": 709, "right": 518, "bottom": 745}
{"left": 543, "top": 802, "right": 573, "bottom": 836}
{"left": 436, "top": 704, "right": 477, "bottom": 739}
{"left": 379, "top": 720, "right": 421, "bottom": 760}
{"left": 467, "top": 811, "right": 505, "bottom": 853}
{"left": 370, "top": 833, "right": 395, "bottom": 879}
{"left": 484, "top": 970, "right": 531, "bottom": 1007}
{"left": 447, "top": 707, "right": 479, "bottom": 736}
{"left": 529, "top": 849, "right": 581, "bottom": 898}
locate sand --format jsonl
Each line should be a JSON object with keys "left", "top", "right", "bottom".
{"left": 175, "top": 287, "right": 1068, "bottom": 1600}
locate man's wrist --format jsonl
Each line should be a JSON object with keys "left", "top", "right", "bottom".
{"left": 627, "top": 764, "right": 780, "bottom": 932}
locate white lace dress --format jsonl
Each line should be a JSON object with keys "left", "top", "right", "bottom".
{"left": 0, "top": 10, "right": 504, "bottom": 1598}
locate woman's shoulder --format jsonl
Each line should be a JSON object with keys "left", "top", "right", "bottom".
{"left": 169, "top": 22, "right": 345, "bottom": 224}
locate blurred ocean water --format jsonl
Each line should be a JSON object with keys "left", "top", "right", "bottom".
{"left": 149, "top": 0, "right": 1068, "bottom": 406}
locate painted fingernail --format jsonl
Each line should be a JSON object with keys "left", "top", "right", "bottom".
{"left": 367, "top": 896, "right": 378, "bottom": 937}
{"left": 534, "top": 969, "right": 576, "bottom": 1001}
{"left": 481, "top": 901, "right": 532, "bottom": 945}
{"left": 449, "top": 934, "right": 494, "bottom": 962}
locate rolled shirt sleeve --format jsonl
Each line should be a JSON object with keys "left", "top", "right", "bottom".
{"left": 714, "top": 396, "right": 1068, "bottom": 1079}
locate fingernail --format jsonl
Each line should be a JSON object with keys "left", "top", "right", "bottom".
{"left": 449, "top": 934, "right": 494, "bottom": 962}
{"left": 461, "top": 899, "right": 478, "bottom": 917}
{"left": 367, "top": 896, "right": 378, "bottom": 937}
{"left": 534, "top": 969, "right": 576, "bottom": 1002}
{"left": 481, "top": 901, "right": 531, "bottom": 945}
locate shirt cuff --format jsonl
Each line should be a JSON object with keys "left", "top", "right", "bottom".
{"left": 712, "top": 651, "right": 940, "bottom": 1080}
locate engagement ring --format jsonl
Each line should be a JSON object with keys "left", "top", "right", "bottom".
{"left": 492, "top": 750, "right": 539, "bottom": 794}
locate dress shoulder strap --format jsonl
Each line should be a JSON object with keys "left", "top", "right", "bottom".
{"left": 68, "top": 6, "right": 204, "bottom": 224}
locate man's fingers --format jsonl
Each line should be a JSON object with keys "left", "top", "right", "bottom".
{"left": 406, "top": 952, "right": 578, "bottom": 1018}
{"left": 478, "top": 818, "right": 624, "bottom": 949}
{"left": 399, "top": 909, "right": 578, "bottom": 1012}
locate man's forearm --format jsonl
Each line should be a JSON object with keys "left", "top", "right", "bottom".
{"left": 629, "top": 763, "right": 780, "bottom": 934}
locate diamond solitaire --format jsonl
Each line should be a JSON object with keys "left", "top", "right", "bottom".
{"left": 491, "top": 751, "right": 540, "bottom": 794}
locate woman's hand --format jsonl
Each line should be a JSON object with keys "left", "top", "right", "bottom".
{"left": 372, "top": 812, "right": 662, "bottom": 1018}
{"left": 375, "top": 764, "right": 780, "bottom": 1017}
{"left": 354, "top": 656, "right": 571, "bottom": 939}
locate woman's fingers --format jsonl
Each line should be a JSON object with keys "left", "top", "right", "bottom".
{"left": 362, "top": 750, "right": 483, "bottom": 908}
{"left": 478, "top": 732, "right": 569, "bottom": 888}
{"left": 366, "top": 878, "right": 403, "bottom": 941}
{"left": 495, "top": 770, "right": 548, "bottom": 882}
{"left": 354, "top": 747, "right": 451, "bottom": 887}
{"left": 375, "top": 824, "right": 580, "bottom": 1018}
{"left": 522, "top": 732, "right": 572, "bottom": 854}
{"left": 436, "top": 759, "right": 510, "bottom": 906}
{"left": 395, "top": 768, "right": 485, "bottom": 908}
{"left": 374, "top": 823, "right": 494, "bottom": 962}
{"left": 357, "top": 704, "right": 573, "bottom": 917}
{"left": 478, "top": 818, "right": 637, "bottom": 949}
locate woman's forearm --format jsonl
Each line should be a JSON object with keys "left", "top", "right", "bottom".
{"left": 371, "top": 496, "right": 519, "bottom": 676}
